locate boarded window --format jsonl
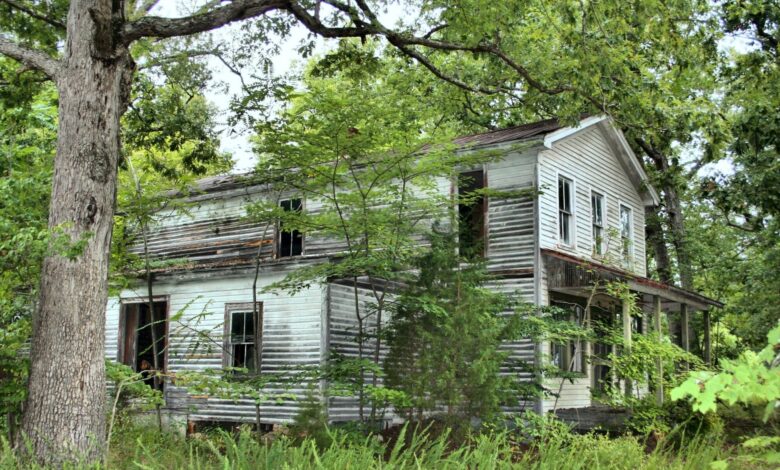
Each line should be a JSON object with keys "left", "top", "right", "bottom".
{"left": 591, "top": 192, "right": 605, "bottom": 255}
{"left": 619, "top": 204, "right": 633, "bottom": 265}
{"left": 278, "top": 198, "right": 303, "bottom": 257}
{"left": 118, "top": 300, "right": 167, "bottom": 390}
{"left": 558, "top": 176, "right": 573, "bottom": 246}
{"left": 458, "top": 170, "right": 486, "bottom": 259}
{"left": 224, "top": 303, "right": 262, "bottom": 373}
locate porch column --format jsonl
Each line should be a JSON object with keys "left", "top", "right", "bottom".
{"left": 623, "top": 296, "right": 632, "bottom": 397}
{"left": 653, "top": 295, "right": 664, "bottom": 406}
{"left": 703, "top": 310, "right": 712, "bottom": 366}
{"left": 681, "top": 303, "right": 690, "bottom": 370}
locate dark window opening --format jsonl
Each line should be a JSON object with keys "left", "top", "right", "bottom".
{"left": 224, "top": 303, "right": 262, "bottom": 374}
{"left": 458, "top": 170, "right": 486, "bottom": 259}
{"left": 278, "top": 198, "right": 303, "bottom": 257}
{"left": 119, "top": 300, "right": 167, "bottom": 391}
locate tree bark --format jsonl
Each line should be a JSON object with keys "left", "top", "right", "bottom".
{"left": 20, "top": 0, "right": 134, "bottom": 463}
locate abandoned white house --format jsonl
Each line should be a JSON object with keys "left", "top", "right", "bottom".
{"left": 104, "top": 115, "right": 721, "bottom": 428}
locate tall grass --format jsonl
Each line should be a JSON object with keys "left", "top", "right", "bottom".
{"left": 0, "top": 423, "right": 757, "bottom": 470}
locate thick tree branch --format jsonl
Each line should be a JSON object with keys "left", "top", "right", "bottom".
{"left": 0, "top": 0, "right": 65, "bottom": 29}
{"left": 121, "top": 0, "right": 288, "bottom": 44}
{"left": 0, "top": 37, "right": 59, "bottom": 80}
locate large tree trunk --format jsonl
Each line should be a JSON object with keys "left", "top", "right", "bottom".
{"left": 20, "top": 0, "right": 133, "bottom": 463}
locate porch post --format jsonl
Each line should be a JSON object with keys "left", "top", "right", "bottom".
{"left": 703, "top": 310, "right": 712, "bottom": 366}
{"left": 681, "top": 303, "right": 690, "bottom": 370}
{"left": 653, "top": 295, "right": 664, "bottom": 406}
{"left": 623, "top": 296, "right": 632, "bottom": 397}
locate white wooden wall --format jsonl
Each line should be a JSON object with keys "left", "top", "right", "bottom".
{"left": 105, "top": 267, "right": 325, "bottom": 424}
{"left": 537, "top": 125, "right": 647, "bottom": 277}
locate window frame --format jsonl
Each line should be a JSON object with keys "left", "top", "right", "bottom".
{"left": 590, "top": 190, "right": 606, "bottom": 256}
{"left": 557, "top": 174, "right": 576, "bottom": 248}
{"left": 223, "top": 302, "right": 263, "bottom": 373}
{"left": 276, "top": 198, "right": 304, "bottom": 258}
{"left": 618, "top": 202, "right": 634, "bottom": 267}
{"left": 549, "top": 301, "right": 586, "bottom": 374}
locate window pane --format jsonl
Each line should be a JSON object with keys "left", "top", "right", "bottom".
{"left": 231, "top": 311, "right": 245, "bottom": 342}
{"left": 232, "top": 344, "right": 245, "bottom": 368}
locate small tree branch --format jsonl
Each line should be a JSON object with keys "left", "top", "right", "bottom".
{"left": 0, "top": 37, "right": 59, "bottom": 80}
{"left": 121, "top": 0, "right": 288, "bottom": 44}
{"left": 0, "top": 0, "right": 65, "bottom": 29}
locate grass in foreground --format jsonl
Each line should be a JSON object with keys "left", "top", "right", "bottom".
{"left": 0, "top": 422, "right": 766, "bottom": 469}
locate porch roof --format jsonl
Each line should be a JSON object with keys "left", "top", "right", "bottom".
{"left": 542, "top": 249, "right": 723, "bottom": 311}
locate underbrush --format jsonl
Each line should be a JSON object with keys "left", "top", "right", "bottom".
{"left": 0, "top": 417, "right": 767, "bottom": 470}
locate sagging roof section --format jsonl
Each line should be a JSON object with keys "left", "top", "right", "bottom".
{"left": 542, "top": 248, "right": 723, "bottom": 311}
{"left": 187, "top": 115, "right": 660, "bottom": 207}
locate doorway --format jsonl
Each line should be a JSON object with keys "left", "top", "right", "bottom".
{"left": 118, "top": 299, "right": 168, "bottom": 391}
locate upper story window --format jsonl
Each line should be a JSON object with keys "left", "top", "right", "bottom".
{"left": 619, "top": 204, "right": 633, "bottom": 266}
{"left": 591, "top": 192, "right": 605, "bottom": 255}
{"left": 224, "top": 303, "right": 261, "bottom": 373}
{"left": 458, "top": 170, "right": 486, "bottom": 259}
{"left": 278, "top": 198, "right": 303, "bottom": 258}
{"left": 558, "top": 176, "right": 574, "bottom": 246}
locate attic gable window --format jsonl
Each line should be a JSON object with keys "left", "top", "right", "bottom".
{"left": 558, "top": 176, "right": 574, "bottom": 246}
{"left": 457, "top": 170, "right": 486, "bottom": 259}
{"left": 619, "top": 204, "right": 633, "bottom": 266}
{"left": 591, "top": 192, "right": 605, "bottom": 255}
{"left": 277, "top": 198, "right": 303, "bottom": 258}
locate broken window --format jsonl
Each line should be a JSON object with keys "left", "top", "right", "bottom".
{"left": 118, "top": 300, "right": 167, "bottom": 390}
{"left": 558, "top": 176, "right": 573, "bottom": 246}
{"left": 550, "top": 301, "right": 585, "bottom": 373}
{"left": 224, "top": 303, "right": 262, "bottom": 373}
{"left": 619, "top": 204, "right": 633, "bottom": 266}
{"left": 457, "top": 170, "right": 486, "bottom": 259}
{"left": 277, "top": 198, "right": 303, "bottom": 257}
{"left": 591, "top": 191, "right": 605, "bottom": 255}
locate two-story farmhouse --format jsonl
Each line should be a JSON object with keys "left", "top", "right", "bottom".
{"left": 105, "top": 115, "right": 721, "bottom": 429}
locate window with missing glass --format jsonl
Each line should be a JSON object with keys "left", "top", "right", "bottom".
{"left": 224, "top": 303, "right": 261, "bottom": 372}
{"left": 558, "top": 176, "right": 574, "bottom": 246}
{"left": 457, "top": 170, "right": 486, "bottom": 259}
{"left": 278, "top": 198, "right": 303, "bottom": 257}
{"left": 591, "top": 192, "right": 605, "bottom": 255}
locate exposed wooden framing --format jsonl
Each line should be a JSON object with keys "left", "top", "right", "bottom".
{"left": 622, "top": 296, "right": 632, "bottom": 397}
{"left": 703, "top": 310, "right": 711, "bottom": 366}
{"left": 653, "top": 295, "right": 663, "bottom": 406}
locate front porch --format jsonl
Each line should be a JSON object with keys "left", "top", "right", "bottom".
{"left": 541, "top": 249, "right": 723, "bottom": 410}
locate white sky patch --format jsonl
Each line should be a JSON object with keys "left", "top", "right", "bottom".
{"left": 152, "top": 1, "right": 406, "bottom": 172}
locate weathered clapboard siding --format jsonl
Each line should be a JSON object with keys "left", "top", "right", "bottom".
{"left": 105, "top": 267, "right": 325, "bottom": 424}
{"left": 326, "top": 281, "right": 394, "bottom": 422}
{"left": 537, "top": 125, "right": 647, "bottom": 277}
{"left": 486, "top": 150, "right": 536, "bottom": 272}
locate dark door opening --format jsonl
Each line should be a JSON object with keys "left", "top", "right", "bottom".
{"left": 457, "top": 170, "right": 486, "bottom": 259}
{"left": 119, "top": 300, "right": 167, "bottom": 391}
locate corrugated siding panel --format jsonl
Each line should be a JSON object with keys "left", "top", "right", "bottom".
{"left": 326, "top": 282, "right": 391, "bottom": 422}
{"left": 107, "top": 268, "right": 324, "bottom": 424}
{"left": 538, "top": 126, "right": 647, "bottom": 277}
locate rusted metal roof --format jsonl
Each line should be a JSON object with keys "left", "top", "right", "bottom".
{"left": 453, "top": 117, "right": 564, "bottom": 147}
{"left": 187, "top": 118, "right": 567, "bottom": 195}
{"left": 542, "top": 248, "right": 723, "bottom": 310}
